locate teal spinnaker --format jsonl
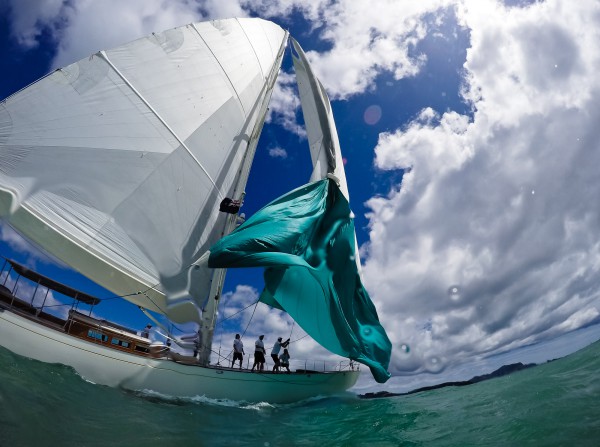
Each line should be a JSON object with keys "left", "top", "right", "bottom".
{"left": 208, "top": 178, "right": 391, "bottom": 383}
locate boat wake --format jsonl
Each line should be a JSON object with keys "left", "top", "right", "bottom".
{"left": 129, "top": 388, "right": 357, "bottom": 410}
{"left": 130, "top": 388, "right": 276, "bottom": 410}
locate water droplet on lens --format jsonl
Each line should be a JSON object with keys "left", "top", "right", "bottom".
{"left": 363, "top": 327, "right": 372, "bottom": 336}
{"left": 399, "top": 343, "right": 410, "bottom": 354}
{"left": 425, "top": 356, "right": 444, "bottom": 373}
{"left": 447, "top": 285, "right": 461, "bottom": 300}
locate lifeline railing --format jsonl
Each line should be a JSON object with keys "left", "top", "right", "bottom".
{"left": 222, "top": 354, "right": 359, "bottom": 373}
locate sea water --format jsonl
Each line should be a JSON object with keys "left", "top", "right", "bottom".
{"left": 1, "top": 340, "right": 599, "bottom": 446}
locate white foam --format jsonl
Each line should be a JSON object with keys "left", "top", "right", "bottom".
{"left": 133, "top": 388, "right": 276, "bottom": 410}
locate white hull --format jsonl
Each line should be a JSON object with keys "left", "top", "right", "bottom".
{"left": 0, "top": 308, "right": 359, "bottom": 403}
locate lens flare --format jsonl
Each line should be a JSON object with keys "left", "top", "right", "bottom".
{"left": 363, "top": 105, "right": 382, "bottom": 125}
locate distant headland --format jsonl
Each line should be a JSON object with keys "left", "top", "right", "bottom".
{"left": 359, "top": 362, "right": 537, "bottom": 399}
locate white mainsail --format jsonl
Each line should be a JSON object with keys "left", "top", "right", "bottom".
{"left": 0, "top": 18, "right": 287, "bottom": 323}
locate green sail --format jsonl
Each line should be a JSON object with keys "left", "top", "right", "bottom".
{"left": 209, "top": 178, "right": 391, "bottom": 383}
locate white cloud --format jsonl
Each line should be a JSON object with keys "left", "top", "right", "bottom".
{"left": 245, "top": 0, "right": 456, "bottom": 98}
{"left": 363, "top": 0, "right": 600, "bottom": 382}
{"left": 4, "top": 0, "right": 65, "bottom": 48}
{"left": 0, "top": 222, "right": 35, "bottom": 256}
{"left": 50, "top": 0, "right": 204, "bottom": 69}
{"left": 4, "top": 0, "right": 237, "bottom": 69}
{"left": 268, "top": 146, "right": 288, "bottom": 159}
{"left": 0, "top": 222, "right": 69, "bottom": 270}
{"left": 267, "top": 71, "right": 306, "bottom": 137}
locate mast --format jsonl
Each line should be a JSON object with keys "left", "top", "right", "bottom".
{"left": 197, "top": 30, "right": 289, "bottom": 366}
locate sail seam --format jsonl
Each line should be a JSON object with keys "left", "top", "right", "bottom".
{"left": 236, "top": 18, "right": 265, "bottom": 79}
{"left": 191, "top": 23, "right": 247, "bottom": 116}
{"left": 97, "top": 50, "right": 223, "bottom": 199}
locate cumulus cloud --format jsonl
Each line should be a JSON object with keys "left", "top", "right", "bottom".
{"left": 0, "top": 222, "right": 36, "bottom": 258}
{"left": 267, "top": 71, "right": 306, "bottom": 137}
{"left": 0, "top": 222, "right": 69, "bottom": 270}
{"left": 4, "top": 0, "right": 65, "bottom": 48}
{"left": 363, "top": 0, "right": 600, "bottom": 381}
{"left": 245, "top": 0, "right": 456, "bottom": 98}
{"left": 3, "top": 0, "right": 229, "bottom": 68}
{"left": 268, "top": 147, "right": 288, "bottom": 159}
{"left": 50, "top": 0, "right": 204, "bottom": 69}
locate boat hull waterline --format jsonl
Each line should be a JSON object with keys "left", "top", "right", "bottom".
{"left": 0, "top": 309, "right": 359, "bottom": 404}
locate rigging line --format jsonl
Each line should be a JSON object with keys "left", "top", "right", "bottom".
{"left": 136, "top": 292, "right": 190, "bottom": 334}
{"left": 211, "top": 347, "right": 233, "bottom": 363}
{"left": 290, "top": 334, "right": 309, "bottom": 345}
{"left": 241, "top": 300, "right": 259, "bottom": 339}
{"left": 31, "top": 289, "right": 151, "bottom": 309}
{"left": 31, "top": 302, "right": 75, "bottom": 309}
{"left": 216, "top": 317, "right": 224, "bottom": 365}
{"left": 95, "top": 289, "right": 148, "bottom": 302}
{"left": 217, "top": 299, "right": 259, "bottom": 324}
{"left": 97, "top": 50, "right": 224, "bottom": 200}
{"left": 212, "top": 288, "right": 233, "bottom": 364}
{"left": 212, "top": 297, "right": 257, "bottom": 362}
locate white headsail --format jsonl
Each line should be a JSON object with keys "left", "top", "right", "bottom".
{"left": 290, "top": 38, "right": 362, "bottom": 272}
{"left": 0, "top": 18, "right": 287, "bottom": 323}
{"left": 290, "top": 38, "right": 349, "bottom": 200}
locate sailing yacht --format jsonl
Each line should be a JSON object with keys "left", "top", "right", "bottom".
{"left": 0, "top": 18, "right": 391, "bottom": 403}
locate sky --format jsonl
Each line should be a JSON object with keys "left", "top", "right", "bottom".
{"left": 1, "top": 0, "right": 600, "bottom": 394}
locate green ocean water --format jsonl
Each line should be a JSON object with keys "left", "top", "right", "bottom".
{"left": 1, "top": 339, "right": 599, "bottom": 447}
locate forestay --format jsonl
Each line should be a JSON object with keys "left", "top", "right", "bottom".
{"left": 0, "top": 18, "right": 287, "bottom": 323}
